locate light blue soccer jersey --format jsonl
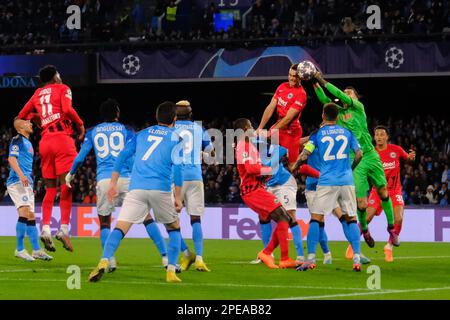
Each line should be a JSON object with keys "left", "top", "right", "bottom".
{"left": 264, "top": 144, "right": 292, "bottom": 188}
{"left": 114, "top": 125, "right": 183, "bottom": 192}
{"left": 70, "top": 122, "right": 135, "bottom": 181}
{"left": 174, "top": 120, "right": 212, "bottom": 182}
{"left": 305, "top": 148, "right": 321, "bottom": 191}
{"left": 7, "top": 135, "right": 34, "bottom": 187}
{"left": 305, "top": 124, "right": 360, "bottom": 186}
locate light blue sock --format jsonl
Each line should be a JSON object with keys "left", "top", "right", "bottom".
{"left": 192, "top": 221, "right": 203, "bottom": 257}
{"left": 167, "top": 229, "right": 181, "bottom": 266}
{"left": 102, "top": 228, "right": 124, "bottom": 259}
{"left": 16, "top": 218, "right": 27, "bottom": 251}
{"left": 340, "top": 218, "right": 352, "bottom": 243}
{"left": 290, "top": 224, "right": 304, "bottom": 257}
{"left": 144, "top": 220, "right": 167, "bottom": 256}
{"left": 307, "top": 220, "right": 320, "bottom": 255}
{"left": 100, "top": 227, "right": 110, "bottom": 249}
{"left": 26, "top": 221, "right": 40, "bottom": 251}
{"left": 260, "top": 221, "right": 272, "bottom": 248}
{"left": 180, "top": 236, "right": 188, "bottom": 252}
{"left": 347, "top": 221, "right": 361, "bottom": 255}
{"left": 319, "top": 225, "right": 330, "bottom": 254}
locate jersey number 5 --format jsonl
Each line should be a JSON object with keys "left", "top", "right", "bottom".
{"left": 142, "top": 135, "right": 163, "bottom": 160}
{"left": 321, "top": 135, "right": 348, "bottom": 161}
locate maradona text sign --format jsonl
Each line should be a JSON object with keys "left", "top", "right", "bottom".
{"left": 0, "top": 76, "right": 38, "bottom": 88}
{"left": 0, "top": 206, "right": 448, "bottom": 242}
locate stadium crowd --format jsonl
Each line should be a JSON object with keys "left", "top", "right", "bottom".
{"left": 1, "top": 0, "right": 450, "bottom": 51}
{"left": 0, "top": 115, "right": 449, "bottom": 206}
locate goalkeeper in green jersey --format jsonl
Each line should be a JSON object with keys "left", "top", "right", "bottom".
{"left": 311, "top": 71, "right": 399, "bottom": 248}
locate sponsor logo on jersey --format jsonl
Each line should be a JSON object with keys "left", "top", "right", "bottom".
{"left": 342, "top": 113, "right": 352, "bottom": 120}
{"left": 382, "top": 160, "right": 396, "bottom": 170}
{"left": 390, "top": 152, "right": 396, "bottom": 159}
{"left": 277, "top": 97, "right": 288, "bottom": 107}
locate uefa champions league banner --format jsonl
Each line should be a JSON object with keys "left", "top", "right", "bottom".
{"left": 1, "top": 206, "right": 449, "bottom": 242}
{"left": 98, "top": 42, "right": 450, "bottom": 82}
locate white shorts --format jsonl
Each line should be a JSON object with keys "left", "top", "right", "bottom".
{"left": 96, "top": 178, "right": 130, "bottom": 216}
{"left": 309, "top": 185, "right": 357, "bottom": 217}
{"left": 267, "top": 175, "right": 297, "bottom": 211}
{"left": 117, "top": 189, "right": 178, "bottom": 225}
{"left": 305, "top": 190, "right": 340, "bottom": 215}
{"left": 7, "top": 182, "right": 35, "bottom": 213}
{"left": 181, "top": 180, "right": 205, "bottom": 216}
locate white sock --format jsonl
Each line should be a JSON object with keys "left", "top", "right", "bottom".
{"left": 167, "top": 264, "right": 176, "bottom": 272}
{"left": 307, "top": 253, "right": 316, "bottom": 262}
{"left": 60, "top": 224, "right": 69, "bottom": 235}
{"left": 183, "top": 249, "right": 190, "bottom": 257}
{"left": 195, "top": 255, "right": 203, "bottom": 263}
{"left": 353, "top": 253, "right": 361, "bottom": 264}
{"left": 324, "top": 252, "right": 331, "bottom": 256}
{"left": 296, "top": 256, "right": 305, "bottom": 262}
{"left": 385, "top": 243, "right": 393, "bottom": 250}
{"left": 42, "top": 225, "right": 51, "bottom": 235}
{"left": 162, "top": 256, "right": 168, "bottom": 267}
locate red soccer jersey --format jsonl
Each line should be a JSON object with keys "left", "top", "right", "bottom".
{"left": 18, "top": 83, "right": 83, "bottom": 137}
{"left": 273, "top": 82, "right": 307, "bottom": 131}
{"left": 376, "top": 144, "right": 408, "bottom": 191}
{"left": 235, "top": 140, "right": 272, "bottom": 195}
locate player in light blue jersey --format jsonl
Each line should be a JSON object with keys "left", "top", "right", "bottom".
{"left": 7, "top": 118, "right": 53, "bottom": 262}
{"left": 173, "top": 100, "right": 214, "bottom": 272}
{"left": 67, "top": 99, "right": 170, "bottom": 272}
{"left": 293, "top": 103, "right": 363, "bottom": 272}
{"left": 88, "top": 101, "right": 184, "bottom": 283}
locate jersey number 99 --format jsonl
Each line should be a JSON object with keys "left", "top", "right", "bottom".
{"left": 94, "top": 132, "right": 125, "bottom": 158}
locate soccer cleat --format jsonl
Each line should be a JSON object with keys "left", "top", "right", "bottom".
{"left": 362, "top": 229, "right": 375, "bottom": 248}
{"left": 107, "top": 256, "right": 117, "bottom": 273}
{"left": 296, "top": 261, "right": 316, "bottom": 271}
{"left": 164, "top": 264, "right": 182, "bottom": 273}
{"left": 40, "top": 231, "right": 56, "bottom": 252}
{"left": 180, "top": 252, "right": 196, "bottom": 271}
{"left": 352, "top": 263, "right": 362, "bottom": 272}
{"left": 279, "top": 258, "right": 299, "bottom": 269}
{"left": 166, "top": 270, "right": 182, "bottom": 283}
{"left": 384, "top": 245, "right": 394, "bottom": 262}
{"left": 257, "top": 251, "right": 279, "bottom": 269}
{"left": 345, "top": 245, "right": 353, "bottom": 259}
{"left": 323, "top": 252, "right": 332, "bottom": 265}
{"left": 360, "top": 254, "right": 371, "bottom": 264}
{"left": 387, "top": 227, "right": 400, "bottom": 247}
{"left": 88, "top": 259, "right": 109, "bottom": 282}
{"left": 32, "top": 249, "right": 53, "bottom": 261}
{"left": 195, "top": 260, "right": 211, "bottom": 272}
{"left": 55, "top": 229, "right": 73, "bottom": 252}
{"left": 15, "top": 249, "right": 35, "bottom": 262}
{"left": 249, "top": 257, "right": 262, "bottom": 264}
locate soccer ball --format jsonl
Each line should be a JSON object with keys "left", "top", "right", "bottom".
{"left": 122, "top": 54, "right": 141, "bottom": 75}
{"left": 297, "top": 60, "right": 317, "bottom": 80}
{"left": 385, "top": 47, "right": 404, "bottom": 70}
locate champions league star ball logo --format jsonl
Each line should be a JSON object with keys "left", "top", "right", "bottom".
{"left": 122, "top": 55, "right": 141, "bottom": 76}
{"left": 385, "top": 47, "right": 404, "bottom": 70}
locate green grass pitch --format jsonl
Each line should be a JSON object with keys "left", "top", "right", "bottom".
{"left": 1, "top": 236, "right": 450, "bottom": 300}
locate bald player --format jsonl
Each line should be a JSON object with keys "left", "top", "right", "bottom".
{"left": 173, "top": 100, "right": 214, "bottom": 272}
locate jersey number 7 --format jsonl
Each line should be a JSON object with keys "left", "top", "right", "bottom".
{"left": 142, "top": 135, "right": 163, "bottom": 160}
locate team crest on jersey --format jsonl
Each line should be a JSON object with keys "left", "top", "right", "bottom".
{"left": 12, "top": 145, "right": 19, "bottom": 151}
{"left": 242, "top": 152, "right": 249, "bottom": 159}
{"left": 390, "top": 152, "right": 396, "bottom": 159}
{"left": 274, "top": 198, "right": 280, "bottom": 203}
{"left": 22, "top": 196, "right": 28, "bottom": 202}
{"left": 287, "top": 93, "right": 294, "bottom": 99}
{"left": 369, "top": 199, "right": 375, "bottom": 204}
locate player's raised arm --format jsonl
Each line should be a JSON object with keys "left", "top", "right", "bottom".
{"left": 313, "top": 82, "right": 332, "bottom": 105}
{"left": 271, "top": 107, "right": 300, "bottom": 131}
{"left": 17, "top": 96, "right": 36, "bottom": 120}
{"left": 65, "top": 130, "right": 94, "bottom": 187}
{"left": 291, "top": 136, "right": 315, "bottom": 172}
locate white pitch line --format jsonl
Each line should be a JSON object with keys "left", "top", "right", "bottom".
{"left": 275, "top": 286, "right": 450, "bottom": 300}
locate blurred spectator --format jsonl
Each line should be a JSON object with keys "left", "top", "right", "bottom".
{"left": 83, "top": 190, "right": 97, "bottom": 204}
{"left": 425, "top": 185, "right": 438, "bottom": 204}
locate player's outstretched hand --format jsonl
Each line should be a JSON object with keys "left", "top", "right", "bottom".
{"left": 20, "top": 175, "right": 30, "bottom": 188}
{"left": 408, "top": 149, "right": 416, "bottom": 161}
{"left": 78, "top": 125, "right": 86, "bottom": 141}
{"left": 107, "top": 184, "right": 119, "bottom": 202}
{"left": 65, "top": 173, "right": 73, "bottom": 188}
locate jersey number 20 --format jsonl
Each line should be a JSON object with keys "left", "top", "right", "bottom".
{"left": 321, "top": 135, "right": 348, "bottom": 161}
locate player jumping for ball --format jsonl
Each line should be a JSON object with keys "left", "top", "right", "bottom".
{"left": 312, "top": 71, "right": 400, "bottom": 248}
{"left": 256, "top": 64, "right": 319, "bottom": 178}
{"left": 364, "top": 126, "right": 415, "bottom": 262}
{"left": 234, "top": 118, "right": 298, "bottom": 269}
{"left": 17, "top": 65, "right": 85, "bottom": 252}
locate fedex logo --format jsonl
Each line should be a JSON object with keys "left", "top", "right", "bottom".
{"left": 382, "top": 161, "right": 396, "bottom": 169}
{"left": 277, "top": 97, "right": 288, "bottom": 107}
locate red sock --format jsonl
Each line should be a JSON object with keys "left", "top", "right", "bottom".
{"left": 42, "top": 187, "right": 57, "bottom": 225}
{"left": 263, "top": 229, "right": 279, "bottom": 255}
{"left": 60, "top": 185, "right": 73, "bottom": 225}
{"left": 277, "top": 221, "right": 290, "bottom": 261}
{"left": 394, "top": 223, "right": 402, "bottom": 235}
{"left": 299, "top": 164, "right": 320, "bottom": 179}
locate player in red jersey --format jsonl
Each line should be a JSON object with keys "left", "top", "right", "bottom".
{"left": 256, "top": 64, "right": 319, "bottom": 178}
{"left": 366, "top": 126, "right": 415, "bottom": 262}
{"left": 234, "top": 118, "right": 298, "bottom": 269}
{"left": 17, "top": 65, "right": 85, "bottom": 252}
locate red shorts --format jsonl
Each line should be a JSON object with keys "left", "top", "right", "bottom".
{"left": 39, "top": 134, "right": 77, "bottom": 179}
{"left": 277, "top": 127, "right": 302, "bottom": 164}
{"left": 242, "top": 187, "right": 282, "bottom": 221}
{"left": 368, "top": 187, "right": 404, "bottom": 216}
